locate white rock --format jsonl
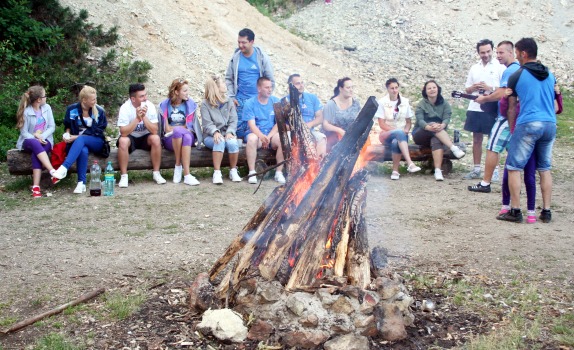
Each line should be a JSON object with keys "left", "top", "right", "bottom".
{"left": 197, "top": 309, "right": 247, "bottom": 343}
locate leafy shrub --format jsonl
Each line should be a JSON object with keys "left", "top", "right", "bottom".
{"left": 0, "top": 0, "right": 152, "bottom": 160}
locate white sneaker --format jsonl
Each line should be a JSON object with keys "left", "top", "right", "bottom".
{"left": 173, "top": 165, "right": 183, "bottom": 183}
{"left": 248, "top": 170, "right": 257, "bottom": 184}
{"left": 407, "top": 163, "right": 421, "bottom": 173}
{"left": 213, "top": 170, "right": 223, "bottom": 185}
{"left": 492, "top": 167, "right": 500, "bottom": 182}
{"left": 153, "top": 171, "right": 167, "bottom": 185}
{"left": 184, "top": 174, "right": 200, "bottom": 186}
{"left": 118, "top": 174, "right": 129, "bottom": 188}
{"left": 229, "top": 168, "right": 242, "bottom": 182}
{"left": 450, "top": 145, "right": 465, "bottom": 159}
{"left": 390, "top": 171, "right": 400, "bottom": 180}
{"left": 73, "top": 182, "right": 86, "bottom": 194}
{"left": 434, "top": 169, "right": 444, "bottom": 181}
{"left": 274, "top": 171, "right": 286, "bottom": 184}
{"left": 52, "top": 166, "right": 68, "bottom": 180}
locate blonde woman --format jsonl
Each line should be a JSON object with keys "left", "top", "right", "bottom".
{"left": 158, "top": 79, "right": 202, "bottom": 186}
{"left": 52, "top": 86, "right": 108, "bottom": 193}
{"left": 15, "top": 85, "right": 56, "bottom": 198}
{"left": 201, "top": 75, "right": 241, "bottom": 184}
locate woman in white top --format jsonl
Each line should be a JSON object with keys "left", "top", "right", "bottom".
{"left": 375, "top": 78, "right": 421, "bottom": 180}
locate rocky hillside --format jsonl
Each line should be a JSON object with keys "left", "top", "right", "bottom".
{"left": 60, "top": 0, "right": 574, "bottom": 106}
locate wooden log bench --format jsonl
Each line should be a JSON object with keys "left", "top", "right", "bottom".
{"left": 6, "top": 143, "right": 464, "bottom": 176}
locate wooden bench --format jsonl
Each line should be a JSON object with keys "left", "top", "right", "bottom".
{"left": 7, "top": 142, "right": 464, "bottom": 176}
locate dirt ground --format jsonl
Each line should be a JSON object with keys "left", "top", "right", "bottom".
{"left": 1, "top": 141, "right": 573, "bottom": 349}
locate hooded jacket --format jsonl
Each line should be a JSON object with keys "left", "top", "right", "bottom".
{"left": 16, "top": 104, "right": 56, "bottom": 150}
{"left": 225, "top": 46, "right": 275, "bottom": 100}
{"left": 158, "top": 98, "right": 203, "bottom": 147}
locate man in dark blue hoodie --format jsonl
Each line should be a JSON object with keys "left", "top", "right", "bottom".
{"left": 499, "top": 38, "right": 556, "bottom": 223}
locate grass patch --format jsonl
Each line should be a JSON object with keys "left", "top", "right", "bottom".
{"left": 0, "top": 316, "right": 17, "bottom": 327}
{"left": 33, "top": 332, "right": 83, "bottom": 350}
{"left": 104, "top": 291, "right": 145, "bottom": 320}
{"left": 557, "top": 91, "right": 574, "bottom": 143}
{"left": 553, "top": 313, "right": 574, "bottom": 346}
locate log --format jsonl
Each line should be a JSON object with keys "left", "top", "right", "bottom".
{"left": 1, "top": 287, "right": 105, "bottom": 334}
{"left": 365, "top": 143, "right": 464, "bottom": 162}
{"left": 6, "top": 147, "right": 277, "bottom": 175}
{"left": 345, "top": 173, "right": 371, "bottom": 289}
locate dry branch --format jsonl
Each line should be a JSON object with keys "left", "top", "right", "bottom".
{"left": 1, "top": 287, "right": 105, "bottom": 334}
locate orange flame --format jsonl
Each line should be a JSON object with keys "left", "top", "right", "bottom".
{"left": 352, "top": 138, "right": 375, "bottom": 175}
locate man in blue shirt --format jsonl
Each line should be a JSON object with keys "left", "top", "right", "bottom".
{"left": 469, "top": 41, "right": 520, "bottom": 193}
{"left": 243, "top": 77, "right": 285, "bottom": 184}
{"left": 499, "top": 38, "right": 557, "bottom": 223}
{"left": 225, "top": 28, "right": 274, "bottom": 140}
{"left": 286, "top": 74, "right": 326, "bottom": 157}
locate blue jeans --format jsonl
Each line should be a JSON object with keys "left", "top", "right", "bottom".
{"left": 506, "top": 121, "right": 556, "bottom": 171}
{"left": 379, "top": 129, "right": 408, "bottom": 154}
{"left": 204, "top": 136, "right": 239, "bottom": 153}
{"left": 63, "top": 135, "right": 104, "bottom": 183}
{"left": 235, "top": 97, "right": 250, "bottom": 140}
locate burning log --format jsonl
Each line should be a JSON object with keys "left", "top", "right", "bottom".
{"left": 210, "top": 96, "right": 379, "bottom": 293}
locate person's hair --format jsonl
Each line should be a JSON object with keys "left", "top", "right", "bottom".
{"left": 79, "top": 85, "right": 99, "bottom": 121}
{"left": 238, "top": 28, "right": 255, "bottom": 42}
{"left": 476, "top": 39, "right": 494, "bottom": 53}
{"left": 515, "top": 37, "right": 537, "bottom": 59}
{"left": 16, "top": 85, "right": 45, "bottom": 129}
{"left": 332, "top": 77, "right": 352, "bottom": 99}
{"left": 421, "top": 80, "right": 444, "bottom": 105}
{"left": 385, "top": 78, "right": 401, "bottom": 111}
{"left": 497, "top": 40, "right": 514, "bottom": 51}
{"left": 287, "top": 73, "right": 301, "bottom": 84}
{"left": 129, "top": 83, "right": 146, "bottom": 97}
{"left": 204, "top": 75, "right": 226, "bottom": 107}
{"left": 168, "top": 78, "right": 189, "bottom": 105}
{"left": 257, "top": 76, "right": 271, "bottom": 87}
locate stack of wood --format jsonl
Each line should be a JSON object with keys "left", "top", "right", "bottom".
{"left": 209, "top": 91, "right": 379, "bottom": 296}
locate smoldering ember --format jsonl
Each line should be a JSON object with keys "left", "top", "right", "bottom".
{"left": 187, "top": 90, "right": 416, "bottom": 349}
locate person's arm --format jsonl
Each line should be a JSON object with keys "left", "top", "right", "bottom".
{"left": 201, "top": 102, "right": 219, "bottom": 137}
{"left": 475, "top": 86, "right": 506, "bottom": 103}
{"left": 226, "top": 102, "right": 238, "bottom": 138}
{"left": 40, "top": 105, "right": 56, "bottom": 141}
{"left": 225, "top": 56, "right": 237, "bottom": 103}
{"left": 414, "top": 103, "right": 428, "bottom": 130}
{"left": 307, "top": 109, "right": 323, "bottom": 129}
{"left": 507, "top": 96, "right": 518, "bottom": 130}
{"left": 248, "top": 119, "right": 269, "bottom": 146}
{"left": 19, "top": 112, "right": 35, "bottom": 139}
{"left": 141, "top": 103, "right": 158, "bottom": 135}
{"left": 403, "top": 118, "right": 412, "bottom": 134}
{"left": 555, "top": 86, "right": 563, "bottom": 114}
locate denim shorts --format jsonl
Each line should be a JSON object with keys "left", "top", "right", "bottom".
{"left": 506, "top": 121, "right": 556, "bottom": 171}
{"left": 486, "top": 117, "right": 511, "bottom": 154}
{"left": 204, "top": 136, "right": 239, "bottom": 153}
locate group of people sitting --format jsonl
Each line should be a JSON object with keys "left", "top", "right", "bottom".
{"left": 15, "top": 72, "right": 467, "bottom": 198}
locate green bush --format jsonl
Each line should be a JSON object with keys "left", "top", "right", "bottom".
{"left": 247, "top": 0, "right": 314, "bottom": 18}
{"left": 0, "top": 0, "right": 152, "bottom": 160}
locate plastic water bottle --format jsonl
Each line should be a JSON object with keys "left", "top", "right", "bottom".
{"left": 453, "top": 129, "right": 460, "bottom": 144}
{"left": 104, "top": 161, "right": 115, "bottom": 196}
{"left": 89, "top": 160, "right": 102, "bottom": 196}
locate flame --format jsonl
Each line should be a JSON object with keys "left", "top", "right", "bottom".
{"left": 352, "top": 138, "right": 375, "bottom": 175}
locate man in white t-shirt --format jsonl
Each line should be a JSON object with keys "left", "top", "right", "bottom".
{"left": 463, "top": 39, "right": 505, "bottom": 180}
{"left": 116, "top": 83, "right": 166, "bottom": 187}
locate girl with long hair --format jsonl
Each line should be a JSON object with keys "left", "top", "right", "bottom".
{"left": 15, "top": 85, "right": 56, "bottom": 198}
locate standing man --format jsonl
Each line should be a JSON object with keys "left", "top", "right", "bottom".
{"left": 499, "top": 38, "right": 556, "bottom": 223}
{"left": 468, "top": 41, "right": 520, "bottom": 193}
{"left": 463, "top": 39, "right": 505, "bottom": 180}
{"left": 225, "top": 28, "right": 275, "bottom": 141}
{"left": 243, "top": 77, "right": 285, "bottom": 185}
{"left": 286, "top": 73, "right": 327, "bottom": 157}
{"left": 116, "top": 83, "right": 166, "bottom": 187}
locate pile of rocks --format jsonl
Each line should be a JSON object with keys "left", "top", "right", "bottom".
{"left": 189, "top": 271, "right": 415, "bottom": 348}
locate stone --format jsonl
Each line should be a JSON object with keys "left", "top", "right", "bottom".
{"left": 247, "top": 319, "right": 273, "bottom": 341}
{"left": 197, "top": 309, "right": 248, "bottom": 343}
{"left": 324, "top": 334, "right": 369, "bottom": 350}
{"left": 286, "top": 292, "right": 319, "bottom": 317}
{"left": 282, "top": 329, "right": 330, "bottom": 348}
{"left": 188, "top": 272, "right": 221, "bottom": 313}
{"left": 374, "top": 304, "right": 407, "bottom": 341}
{"left": 259, "top": 281, "right": 283, "bottom": 303}
{"left": 316, "top": 288, "right": 338, "bottom": 307}
{"left": 360, "top": 290, "right": 380, "bottom": 314}
{"left": 375, "top": 277, "right": 401, "bottom": 300}
{"left": 330, "top": 314, "right": 353, "bottom": 334}
{"left": 330, "top": 295, "right": 355, "bottom": 315}
{"left": 354, "top": 314, "right": 375, "bottom": 328}
{"left": 239, "top": 277, "right": 257, "bottom": 294}
{"left": 299, "top": 313, "right": 319, "bottom": 327}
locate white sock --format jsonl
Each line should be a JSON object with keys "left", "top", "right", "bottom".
{"left": 480, "top": 181, "right": 490, "bottom": 186}
{"left": 473, "top": 165, "right": 481, "bottom": 172}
